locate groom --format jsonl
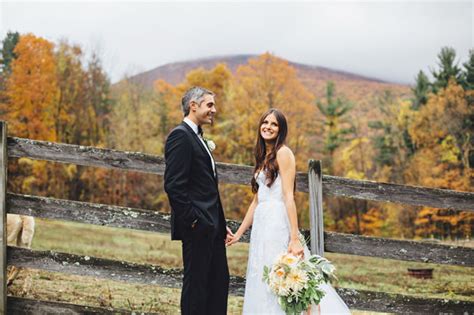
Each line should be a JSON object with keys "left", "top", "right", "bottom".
{"left": 164, "top": 86, "right": 231, "bottom": 315}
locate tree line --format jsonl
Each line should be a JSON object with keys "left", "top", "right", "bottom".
{"left": 1, "top": 32, "right": 472, "bottom": 240}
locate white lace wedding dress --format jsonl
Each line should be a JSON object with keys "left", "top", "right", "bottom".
{"left": 243, "top": 171, "right": 351, "bottom": 314}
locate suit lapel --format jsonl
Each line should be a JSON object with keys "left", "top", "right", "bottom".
{"left": 181, "top": 122, "right": 216, "bottom": 180}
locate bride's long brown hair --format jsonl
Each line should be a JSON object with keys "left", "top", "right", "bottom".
{"left": 251, "top": 108, "right": 288, "bottom": 193}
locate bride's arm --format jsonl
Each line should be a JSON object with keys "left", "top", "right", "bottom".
{"left": 226, "top": 194, "right": 258, "bottom": 246}
{"left": 278, "top": 146, "right": 304, "bottom": 256}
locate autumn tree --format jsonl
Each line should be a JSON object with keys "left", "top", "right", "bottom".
{"left": 334, "top": 136, "right": 374, "bottom": 233}
{"left": 228, "top": 53, "right": 317, "bottom": 167}
{"left": 55, "top": 41, "right": 85, "bottom": 143}
{"left": 0, "top": 34, "right": 59, "bottom": 200}
{"left": 85, "top": 52, "right": 112, "bottom": 145}
{"left": 153, "top": 63, "right": 233, "bottom": 140}
{"left": 407, "top": 81, "right": 473, "bottom": 239}
{"left": 4, "top": 34, "right": 58, "bottom": 140}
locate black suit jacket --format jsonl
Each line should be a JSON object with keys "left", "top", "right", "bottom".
{"left": 164, "top": 122, "right": 226, "bottom": 240}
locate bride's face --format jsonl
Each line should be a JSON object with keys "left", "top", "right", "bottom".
{"left": 260, "top": 113, "right": 279, "bottom": 141}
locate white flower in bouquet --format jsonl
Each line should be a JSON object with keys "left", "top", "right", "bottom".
{"left": 277, "top": 279, "right": 291, "bottom": 296}
{"left": 278, "top": 253, "right": 299, "bottom": 268}
{"left": 286, "top": 269, "right": 308, "bottom": 292}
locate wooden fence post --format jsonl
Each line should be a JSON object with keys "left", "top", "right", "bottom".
{"left": 308, "top": 159, "right": 324, "bottom": 256}
{"left": 0, "top": 121, "right": 7, "bottom": 313}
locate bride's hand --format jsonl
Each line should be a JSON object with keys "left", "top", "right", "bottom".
{"left": 288, "top": 238, "right": 304, "bottom": 258}
{"left": 226, "top": 231, "right": 242, "bottom": 247}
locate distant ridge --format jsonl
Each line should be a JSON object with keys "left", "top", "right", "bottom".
{"left": 126, "top": 54, "right": 389, "bottom": 88}
{"left": 120, "top": 54, "right": 411, "bottom": 138}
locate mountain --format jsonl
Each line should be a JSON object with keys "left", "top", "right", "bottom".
{"left": 127, "top": 54, "right": 392, "bottom": 88}
{"left": 125, "top": 54, "right": 412, "bottom": 129}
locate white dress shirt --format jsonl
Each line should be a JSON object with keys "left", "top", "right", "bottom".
{"left": 183, "top": 118, "right": 216, "bottom": 176}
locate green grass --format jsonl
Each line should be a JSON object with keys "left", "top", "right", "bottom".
{"left": 8, "top": 218, "right": 473, "bottom": 314}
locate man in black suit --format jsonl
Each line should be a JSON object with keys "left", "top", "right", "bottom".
{"left": 164, "top": 86, "right": 232, "bottom": 315}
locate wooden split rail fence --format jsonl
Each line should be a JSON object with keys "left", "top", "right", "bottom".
{"left": 0, "top": 121, "right": 473, "bottom": 314}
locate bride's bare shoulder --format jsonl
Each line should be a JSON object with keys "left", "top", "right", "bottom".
{"left": 276, "top": 145, "right": 294, "bottom": 157}
{"left": 276, "top": 146, "right": 295, "bottom": 163}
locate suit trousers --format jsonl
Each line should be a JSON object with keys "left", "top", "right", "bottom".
{"left": 181, "top": 232, "right": 229, "bottom": 315}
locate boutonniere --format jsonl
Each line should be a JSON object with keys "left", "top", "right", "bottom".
{"left": 203, "top": 138, "right": 216, "bottom": 152}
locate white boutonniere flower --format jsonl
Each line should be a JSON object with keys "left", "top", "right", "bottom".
{"left": 204, "top": 138, "right": 216, "bottom": 152}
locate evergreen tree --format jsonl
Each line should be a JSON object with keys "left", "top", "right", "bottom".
{"left": 369, "top": 91, "right": 415, "bottom": 184}
{"left": 461, "top": 49, "right": 474, "bottom": 91}
{"left": 316, "top": 81, "right": 354, "bottom": 173}
{"left": 368, "top": 91, "right": 397, "bottom": 166}
{"left": 431, "top": 47, "right": 462, "bottom": 92}
{"left": 0, "top": 31, "right": 20, "bottom": 75}
{"left": 0, "top": 31, "right": 20, "bottom": 112}
{"left": 411, "top": 70, "right": 431, "bottom": 110}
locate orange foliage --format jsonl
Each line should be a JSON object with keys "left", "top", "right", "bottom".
{"left": 4, "top": 34, "right": 58, "bottom": 141}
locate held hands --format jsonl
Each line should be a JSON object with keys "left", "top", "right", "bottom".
{"left": 288, "top": 238, "right": 304, "bottom": 258}
{"left": 225, "top": 226, "right": 235, "bottom": 245}
{"left": 225, "top": 228, "right": 241, "bottom": 247}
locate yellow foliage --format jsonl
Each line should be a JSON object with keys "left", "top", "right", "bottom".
{"left": 337, "top": 137, "right": 373, "bottom": 180}
{"left": 440, "top": 135, "right": 461, "bottom": 163}
{"left": 360, "top": 208, "right": 384, "bottom": 236}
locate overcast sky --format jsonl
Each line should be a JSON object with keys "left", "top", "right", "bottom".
{"left": 1, "top": 1, "right": 472, "bottom": 84}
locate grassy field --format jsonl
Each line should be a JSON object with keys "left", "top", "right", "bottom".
{"left": 8, "top": 218, "right": 474, "bottom": 314}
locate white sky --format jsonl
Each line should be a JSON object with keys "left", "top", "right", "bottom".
{"left": 1, "top": 0, "right": 472, "bottom": 84}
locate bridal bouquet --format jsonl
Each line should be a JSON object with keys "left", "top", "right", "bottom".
{"left": 262, "top": 250, "right": 336, "bottom": 314}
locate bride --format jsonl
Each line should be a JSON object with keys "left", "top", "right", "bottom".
{"left": 227, "top": 109, "right": 350, "bottom": 314}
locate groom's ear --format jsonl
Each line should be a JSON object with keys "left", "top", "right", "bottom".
{"left": 190, "top": 100, "right": 197, "bottom": 112}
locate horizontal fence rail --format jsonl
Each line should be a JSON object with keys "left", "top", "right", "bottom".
{"left": 8, "top": 297, "right": 131, "bottom": 314}
{"left": 8, "top": 137, "right": 474, "bottom": 211}
{"left": 8, "top": 193, "right": 474, "bottom": 267}
{"left": 8, "top": 247, "right": 473, "bottom": 314}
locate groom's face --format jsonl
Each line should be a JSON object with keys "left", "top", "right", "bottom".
{"left": 191, "top": 94, "right": 216, "bottom": 126}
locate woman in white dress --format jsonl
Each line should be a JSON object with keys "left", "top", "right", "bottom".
{"left": 227, "top": 109, "right": 350, "bottom": 314}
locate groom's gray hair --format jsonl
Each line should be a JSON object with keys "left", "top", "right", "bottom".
{"left": 181, "top": 86, "right": 215, "bottom": 117}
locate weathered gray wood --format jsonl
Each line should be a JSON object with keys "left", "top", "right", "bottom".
{"left": 8, "top": 193, "right": 473, "bottom": 266}
{"left": 8, "top": 137, "right": 474, "bottom": 211}
{"left": 7, "top": 137, "right": 166, "bottom": 175}
{"left": 7, "top": 296, "right": 132, "bottom": 314}
{"left": 7, "top": 193, "right": 171, "bottom": 233}
{"left": 8, "top": 248, "right": 473, "bottom": 314}
{"left": 337, "top": 287, "right": 474, "bottom": 314}
{"left": 7, "top": 192, "right": 253, "bottom": 242}
{"left": 308, "top": 160, "right": 324, "bottom": 256}
{"left": 0, "top": 122, "right": 7, "bottom": 314}
{"left": 322, "top": 231, "right": 474, "bottom": 267}
{"left": 8, "top": 247, "right": 183, "bottom": 289}
{"left": 322, "top": 174, "right": 474, "bottom": 212}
